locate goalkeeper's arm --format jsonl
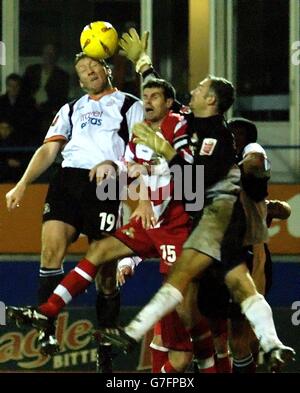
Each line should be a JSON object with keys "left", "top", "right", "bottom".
{"left": 119, "top": 28, "right": 182, "bottom": 113}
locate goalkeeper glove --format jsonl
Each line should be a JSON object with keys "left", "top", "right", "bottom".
{"left": 132, "top": 123, "right": 176, "bottom": 161}
{"left": 119, "top": 28, "right": 151, "bottom": 73}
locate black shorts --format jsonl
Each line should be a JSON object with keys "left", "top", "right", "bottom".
{"left": 197, "top": 263, "right": 231, "bottom": 320}
{"left": 42, "top": 167, "right": 120, "bottom": 241}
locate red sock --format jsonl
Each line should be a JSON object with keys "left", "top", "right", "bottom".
{"left": 216, "top": 353, "right": 232, "bottom": 373}
{"left": 190, "top": 321, "right": 217, "bottom": 373}
{"left": 39, "top": 258, "right": 98, "bottom": 317}
{"left": 161, "top": 360, "right": 178, "bottom": 373}
{"left": 151, "top": 347, "right": 169, "bottom": 373}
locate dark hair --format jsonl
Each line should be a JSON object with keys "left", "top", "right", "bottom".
{"left": 227, "top": 117, "right": 258, "bottom": 143}
{"left": 142, "top": 78, "right": 176, "bottom": 101}
{"left": 207, "top": 75, "right": 235, "bottom": 114}
{"left": 74, "top": 52, "right": 108, "bottom": 68}
{"left": 6, "top": 73, "right": 22, "bottom": 85}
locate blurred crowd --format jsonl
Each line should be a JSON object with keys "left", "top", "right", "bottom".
{"left": 0, "top": 44, "right": 69, "bottom": 182}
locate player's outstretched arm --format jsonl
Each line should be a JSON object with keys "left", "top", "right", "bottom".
{"left": 119, "top": 28, "right": 151, "bottom": 74}
{"left": 6, "top": 141, "right": 63, "bottom": 211}
{"left": 120, "top": 28, "right": 183, "bottom": 113}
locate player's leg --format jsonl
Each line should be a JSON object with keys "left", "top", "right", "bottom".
{"left": 177, "top": 281, "right": 217, "bottom": 373}
{"left": 38, "top": 167, "right": 81, "bottom": 304}
{"left": 159, "top": 310, "right": 193, "bottom": 373}
{"left": 196, "top": 265, "right": 231, "bottom": 373}
{"left": 38, "top": 236, "right": 133, "bottom": 317}
{"left": 150, "top": 323, "right": 169, "bottom": 373}
{"left": 229, "top": 316, "right": 256, "bottom": 373}
{"left": 39, "top": 220, "right": 76, "bottom": 303}
{"left": 7, "top": 236, "right": 134, "bottom": 327}
{"left": 95, "top": 264, "right": 120, "bottom": 330}
{"left": 166, "top": 350, "right": 193, "bottom": 373}
{"left": 7, "top": 218, "right": 156, "bottom": 358}
{"left": 36, "top": 220, "right": 76, "bottom": 355}
{"left": 150, "top": 325, "right": 192, "bottom": 373}
{"left": 210, "top": 318, "right": 231, "bottom": 373}
{"left": 225, "top": 262, "right": 295, "bottom": 371}
{"left": 105, "top": 249, "right": 213, "bottom": 352}
{"left": 102, "top": 199, "right": 237, "bottom": 349}
{"left": 94, "top": 261, "right": 119, "bottom": 373}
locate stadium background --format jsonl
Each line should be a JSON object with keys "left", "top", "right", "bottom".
{"left": 0, "top": 0, "right": 299, "bottom": 372}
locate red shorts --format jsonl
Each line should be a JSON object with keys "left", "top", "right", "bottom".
{"left": 114, "top": 200, "right": 191, "bottom": 274}
{"left": 154, "top": 310, "right": 192, "bottom": 352}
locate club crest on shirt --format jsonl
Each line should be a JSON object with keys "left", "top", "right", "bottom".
{"left": 180, "top": 105, "right": 191, "bottom": 114}
{"left": 121, "top": 227, "right": 135, "bottom": 239}
{"left": 43, "top": 203, "right": 51, "bottom": 215}
{"left": 199, "top": 138, "right": 217, "bottom": 156}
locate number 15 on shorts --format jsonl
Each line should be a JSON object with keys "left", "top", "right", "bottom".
{"left": 160, "top": 245, "right": 177, "bottom": 264}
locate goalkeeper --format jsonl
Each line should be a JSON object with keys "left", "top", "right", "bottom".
{"left": 102, "top": 29, "right": 295, "bottom": 372}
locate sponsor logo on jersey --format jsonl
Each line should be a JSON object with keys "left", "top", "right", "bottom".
{"left": 199, "top": 138, "right": 217, "bottom": 156}
{"left": 80, "top": 111, "right": 103, "bottom": 129}
{"left": 81, "top": 117, "right": 102, "bottom": 128}
{"left": 80, "top": 111, "right": 103, "bottom": 121}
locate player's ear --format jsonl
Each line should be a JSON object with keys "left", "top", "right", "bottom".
{"left": 79, "top": 80, "right": 84, "bottom": 89}
{"left": 207, "top": 94, "right": 217, "bottom": 106}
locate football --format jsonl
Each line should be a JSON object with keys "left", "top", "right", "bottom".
{"left": 80, "top": 21, "right": 118, "bottom": 59}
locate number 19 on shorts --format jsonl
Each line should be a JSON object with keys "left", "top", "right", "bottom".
{"left": 99, "top": 212, "right": 116, "bottom": 232}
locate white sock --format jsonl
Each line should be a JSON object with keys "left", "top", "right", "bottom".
{"left": 241, "top": 294, "right": 282, "bottom": 353}
{"left": 125, "top": 283, "right": 183, "bottom": 342}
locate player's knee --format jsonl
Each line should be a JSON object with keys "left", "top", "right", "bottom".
{"left": 87, "top": 238, "right": 120, "bottom": 262}
{"left": 41, "top": 244, "right": 65, "bottom": 268}
{"left": 168, "top": 350, "right": 193, "bottom": 372}
{"left": 225, "top": 269, "right": 255, "bottom": 303}
{"left": 151, "top": 334, "right": 163, "bottom": 347}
